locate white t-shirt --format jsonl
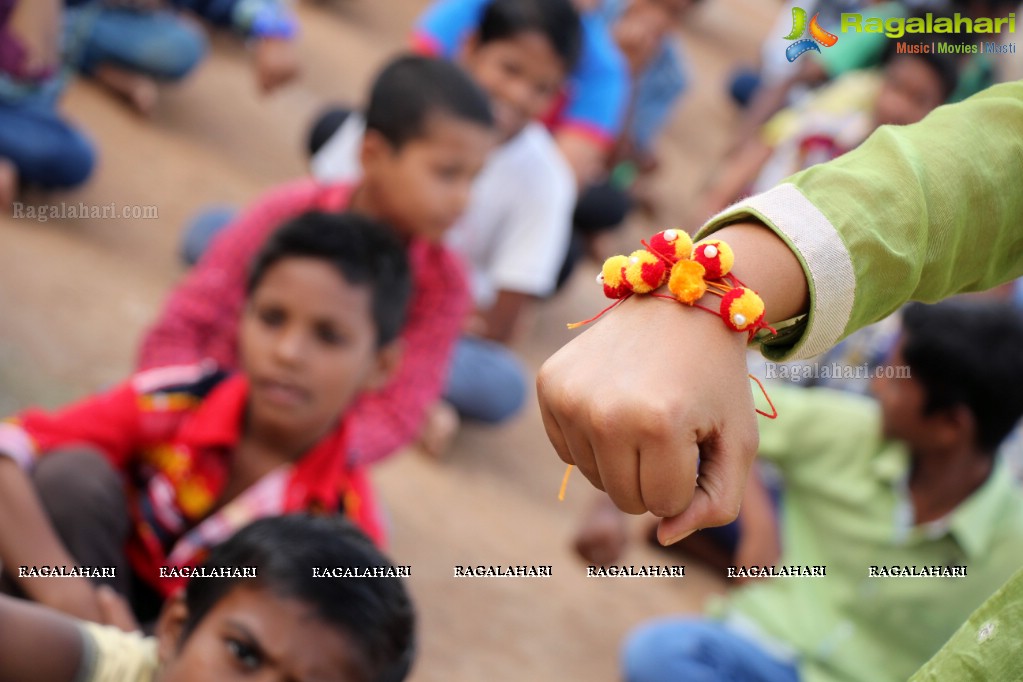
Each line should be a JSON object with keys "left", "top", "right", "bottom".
{"left": 311, "top": 114, "right": 576, "bottom": 309}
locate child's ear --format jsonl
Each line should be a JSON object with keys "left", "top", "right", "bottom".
{"left": 945, "top": 404, "right": 977, "bottom": 448}
{"left": 359, "top": 129, "right": 392, "bottom": 173}
{"left": 155, "top": 592, "right": 189, "bottom": 665}
{"left": 365, "top": 339, "right": 403, "bottom": 392}
{"left": 459, "top": 32, "right": 482, "bottom": 64}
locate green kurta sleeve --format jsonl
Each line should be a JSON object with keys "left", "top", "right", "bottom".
{"left": 697, "top": 80, "right": 1023, "bottom": 361}
{"left": 908, "top": 566, "right": 1023, "bottom": 681}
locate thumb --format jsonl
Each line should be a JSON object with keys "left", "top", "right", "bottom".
{"left": 655, "top": 430, "right": 754, "bottom": 545}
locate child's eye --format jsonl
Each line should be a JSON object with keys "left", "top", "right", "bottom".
{"left": 257, "top": 307, "right": 286, "bottom": 327}
{"left": 314, "top": 323, "right": 345, "bottom": 346}
{"left": 500, "top": 59, "right": 523, "bottom": 78}
{"left": 226, "top": 637, "right": 263, "bottom": 671}
{"left": 434, "top": 164, "right": 462, "bottom": 181}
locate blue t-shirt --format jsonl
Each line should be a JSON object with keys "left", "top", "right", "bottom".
{"left": 414, "top": 0, "right": 629, "bottom": 144}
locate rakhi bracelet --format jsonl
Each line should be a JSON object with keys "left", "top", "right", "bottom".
{"left": 558, "top": 229, "right": 780, "bottom": 502}
{"left": 569, "top": 229, "right": 777, "bottom": 341}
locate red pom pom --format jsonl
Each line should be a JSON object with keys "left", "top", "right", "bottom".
{"left": 648, "top": 229, "right": 693, "bottom": 262}
{"left": 692, "top": 240, "right": 734, "bottom": 280}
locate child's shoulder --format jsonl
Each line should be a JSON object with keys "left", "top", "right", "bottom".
{"left": 494, "top": 123, "right": 574, "bottom": 192}
{"left": 249, "top": 177, "right": 355, "bottom": 217}
{"left": 130, "top": 361, "right": 232, "bottom": 401}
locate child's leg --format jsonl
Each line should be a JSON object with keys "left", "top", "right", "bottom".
{"left": 0, "top": 90, "right": 95, "bottom": 190}
{"left": 443, "top": 336, "right": 527, "bottom": 424}
{"left": 63, "top": 3, "right": 207, "bottom": 111}
{"left": 65, "top": 4, "right": 207, "bottom": 81}
{"left": 29, "top": 449, "right": 131, "bottom": 595}
{"left": 622, "top": 618, "right": 800, "bottom": 682}
{"left": 557, "top": 181, "right": 633, "bottom": 288}
{"left": 179, "top": 206, "right": 238, "bottom": 266}
{"left": 307, "top": 107, "right": 352, "bottom": 159}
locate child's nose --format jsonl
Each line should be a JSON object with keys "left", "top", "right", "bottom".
{"left": 273, "top": 326, "right": 306, "bottom": 364}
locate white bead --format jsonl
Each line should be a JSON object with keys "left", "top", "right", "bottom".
{"left": 629, "top": 256, "right": 639, "bottom": 264}
{"left": 596, "top": 273, "right": 604, "bottom": 283}
{"left": 664, "top": 229, "right": 677, "bottom": 241}
{"left": 705, "top": 245, "right": 718, "bottom": 258}
{"left": 733, "top": 313, "right": 747, "bottom": 326}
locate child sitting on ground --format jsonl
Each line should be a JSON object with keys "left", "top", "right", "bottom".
{"left": 0, "top": 514, "right": 416, "bottom": 682}
{"left": 140, "top": 54, "right": 495, "bottom": 468}
{"left": 620, "top": 299, "right": 1023, "bottom": 682}
{"left": 699, "top": 39, "right": 957, "bottom": 218}
{"left": 0, "top": 0, "right": 94, "bottom": 207}
{"left": 62, "top": 0, "right": 299, "bottom": 114}
{"left": 310, "top": 0, "right": 581, "bottom": 445}
{"left": 0, "top": 211, "right": 411, "bottom": 624}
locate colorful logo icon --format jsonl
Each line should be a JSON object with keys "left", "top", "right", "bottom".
{"left": 785, "top": 7, "right": 839, "bottom": 62}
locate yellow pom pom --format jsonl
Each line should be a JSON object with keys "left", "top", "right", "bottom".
{"left": 721, "top": 287, "right": 765, "bottom": 331}
{"left": 668, "top": 259, "right": 707, "bottom": 304}
{"left": 693, "top": 239, "right": 735, "bottom": 279}
{"left": 601, "top": 254, "right": 630, "bottom": 298}
{"left": 649, "top": 229, "right": 693, "bottom": 261}
{"left": 623, "top": 249, "right": 666, "bottom": 294}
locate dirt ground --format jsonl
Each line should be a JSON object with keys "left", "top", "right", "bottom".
{"left": 0, "top": 1, "right": 776, "bottom": 679}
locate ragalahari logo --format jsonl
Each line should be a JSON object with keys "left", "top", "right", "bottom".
{"left": 785, "top": 7, "right": 839, "bottom": 62}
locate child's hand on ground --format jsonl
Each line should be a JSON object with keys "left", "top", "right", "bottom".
{"left": 538, "top": 292, "right": 757, "bottom": 546}
{"left": 573, "top": 493, "right": 629, "bottom": 565}
{"left": 96, "top": 584, "right": 141, "bottom": 633}
{"left": 252, "top": 38, "right": 300, "bottom": 93}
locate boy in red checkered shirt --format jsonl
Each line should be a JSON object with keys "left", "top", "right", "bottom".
{"left": 0, "top": 212, "right": 412, "bottom": 626}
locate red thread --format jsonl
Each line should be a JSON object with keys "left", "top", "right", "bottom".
{"left": 749, "top": 374, "right": 778, "bottom": 419}
{"left": 567, "top": 296, "right": 630, "bottom": 329}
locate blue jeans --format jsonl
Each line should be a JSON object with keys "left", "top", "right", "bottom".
{"left": 0, "top": 76, "right": 95, "bottom": 189}
{"left": 622, "top": 618, "right": 801, "bottom": 682}
{"left": 444, "top": 337, "right": 527, "bottom": 424}
{"left": 180, "top": 205, "right": 237, "bottom": 265}
{"left": 64, "top": 4, "right": 207, "bottom": 80}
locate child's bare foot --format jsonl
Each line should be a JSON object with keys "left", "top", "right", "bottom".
{"left": 94, "top": 64, "right": 159, "bottom": 115}
{"left": 417, "top": 400, "right": 460, "bottom": 460}
{"left": 574, "top": 494, "right": 629, "bottom": 565}
{"left": 0, "top": 158, "right": 18, "bottom": 212}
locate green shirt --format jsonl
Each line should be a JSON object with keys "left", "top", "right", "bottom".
{"left": 709, "top": 387, "right": 1023, "bottom": 682}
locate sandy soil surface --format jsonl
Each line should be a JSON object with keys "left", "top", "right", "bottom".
{"left": 0, "top": 1, "right": 776, "bottom": 679}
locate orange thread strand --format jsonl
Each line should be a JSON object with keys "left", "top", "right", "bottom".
{"left": 558, "top": 464, "right": 574, "bottom": 501}
{"left": 567, "top": 296, "right": 629, "bottom": 329}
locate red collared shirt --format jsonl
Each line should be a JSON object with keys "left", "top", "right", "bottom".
{"left": 0, "top": 364, "right": 384, "bottom": 596}
{"left": 137, "top": 178, "right": 471, "bottom": 465}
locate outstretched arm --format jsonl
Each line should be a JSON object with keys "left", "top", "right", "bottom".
{"left": 538, "top": 81, "right": 1023, "bottom": 542}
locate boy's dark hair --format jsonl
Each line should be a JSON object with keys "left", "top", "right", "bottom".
{"left": 181, "top": 515, "right": 415, "bottom": 682}
{"left": 365, "top": 54, "right": 493, "bottom": 150}
{"left": 901, "top": 299, "right": 1023, "bottom": 453}
{"left": 478, "top": 0, "right": 583, "bottom": 73}
{"left": 246, "top": 211, "right": 412, "bottom": 347}
{"left": 879, "top": 25, "right": 959, "bottom": 102}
